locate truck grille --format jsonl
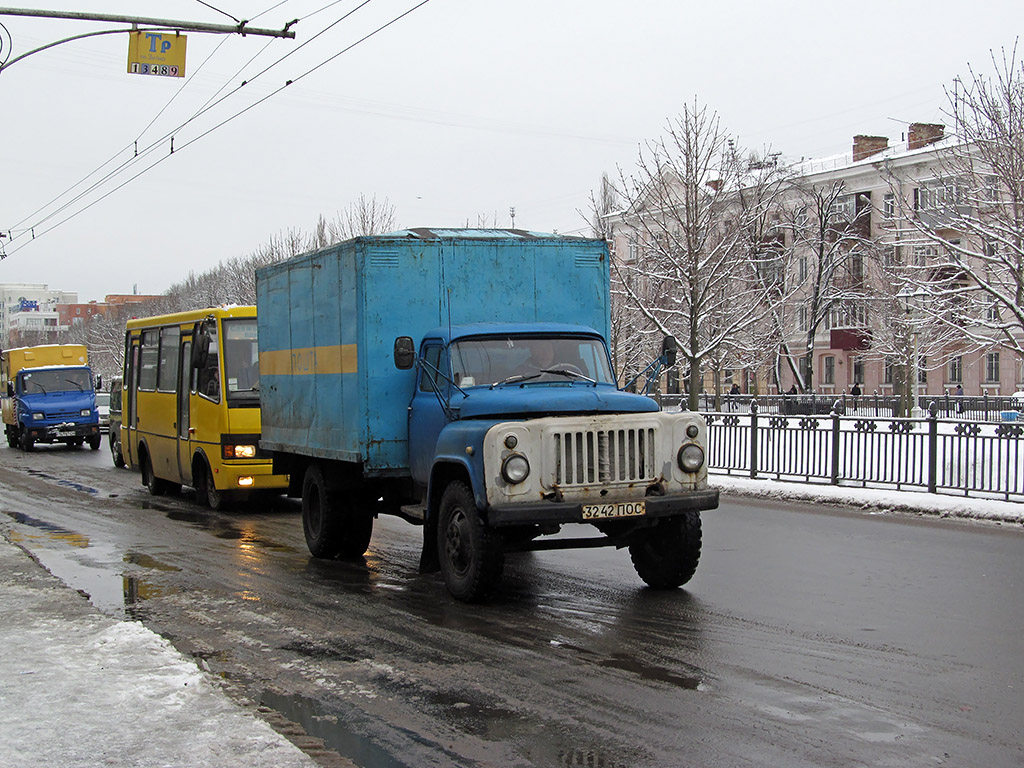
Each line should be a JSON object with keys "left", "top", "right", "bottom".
{"left": 552, "top": 428, "right": 657, "bottom": 486}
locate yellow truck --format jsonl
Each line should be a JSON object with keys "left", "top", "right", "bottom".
{"left": 1, "top": 344, "right": 102, "bottom": 451}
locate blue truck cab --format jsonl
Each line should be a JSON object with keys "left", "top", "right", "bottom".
{"left": 2, "top": 346, "right": 102, "bottom": 452}
{"left": 256, "top": 229, "right": 718, "bottom": 601}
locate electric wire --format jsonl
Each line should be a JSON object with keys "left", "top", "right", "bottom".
{"left": 5, "top": 0, "right": 364, "bottom": 248}
{"left": 195, "top": 1, "right": 241, "bottom": 24}
{"left": 5, "top": 0, "right": 434, "bottom": 256}
{"left": 6, "top": 32, "right": 235, "bottom": 236}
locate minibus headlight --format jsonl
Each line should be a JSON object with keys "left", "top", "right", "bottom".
{"left": 223, "top": 444, "right": 257, "bottom": 459}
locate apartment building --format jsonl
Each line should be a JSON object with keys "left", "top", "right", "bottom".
{"left": 607, "top": 122, "right": 1016, "bottom": 399}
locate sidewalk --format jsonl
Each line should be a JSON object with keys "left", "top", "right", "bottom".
{"left": 0, "top": 532, "right": 321, "bottom": 768}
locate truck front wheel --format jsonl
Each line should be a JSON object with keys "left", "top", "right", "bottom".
{"left": 436, "top": 481, "right": 504, "bottom": 602}
{"left": 301, "top": 464, "right": 373, "bottom": 559}
{"left": 629, "top": 511, "right": 702, "bottom": 589}
{"left": 19, "top": 429, "right": 34, "bottom": 452}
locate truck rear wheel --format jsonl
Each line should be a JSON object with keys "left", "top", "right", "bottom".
{"left": 629, "top": 511, "right": 702, "bottom": 589}
{"left": 301, "top": 464, "right": 373, "bottom": 559}
{"left": 436, "top": 481, "right": 503, "bottom": 602}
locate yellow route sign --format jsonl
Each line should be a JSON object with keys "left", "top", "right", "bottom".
{"left": 127, "top": 31, "right": 187, "bottom": 78}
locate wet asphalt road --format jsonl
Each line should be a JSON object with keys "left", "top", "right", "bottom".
{"left": 1, "top": 444, "right": 1022, "bottom": 768}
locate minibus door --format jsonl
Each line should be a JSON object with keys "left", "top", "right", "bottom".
{"left": 176, "top": 338, "right": 193, "bottom": 485}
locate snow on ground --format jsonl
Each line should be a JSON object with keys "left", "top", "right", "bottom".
{"left": 711, "top": 474, "right": 1024, "bottom": 525}
{"left": 0, "top": 535, "right": 320, "bottom": 768}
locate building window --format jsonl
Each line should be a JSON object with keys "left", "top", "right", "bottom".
{"left": 884, "top": 358, "right": 895, "bottom": 385}
{"left": 948, "top": 356, "right": 963, "bottom": 384}
{"left": 853, "top": 357, "right": 864, "bottom": 384}
{"left": 822, "top": 356, "right": 835, "bottom": 386}
{"left": 796, "top": 306, "right": 808, "bottom": 333}
{"left": 986, "top": 352, "right": 1000, "bottom": 383}
{"left": 883, "top": 193, "right": 897, "bottom": 219}
{"left": 798, "top": 256, "right": 808, "bottom": 283}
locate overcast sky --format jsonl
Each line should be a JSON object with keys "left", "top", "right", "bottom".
{"left": 0, "top": 1, "right": 1018, "bottom": 302}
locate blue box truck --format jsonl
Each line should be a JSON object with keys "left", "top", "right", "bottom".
{"left": 256, "top": 228, "right": 718, "bottom": 601}
{"left": 1, "top": 344, "right": 102, "bottom": 451}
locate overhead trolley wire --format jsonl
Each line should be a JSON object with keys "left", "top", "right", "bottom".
{"left": 4, "top": 0, "right": 434, "bottom": 257}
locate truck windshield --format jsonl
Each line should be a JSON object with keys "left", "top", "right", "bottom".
{"left": 450, "top": 336, "right": 615, "bottom": 387}
{"left": 22, "top": 369, "right": 92, "bottom": 395}
{"left": 222, "top": 318, "right": 260, "bottom": 407}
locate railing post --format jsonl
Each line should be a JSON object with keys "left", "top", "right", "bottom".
{"left": 831, "top": 399, "right": 841, "bottom": 485}
{"left": 749, "top": 398, "right": 759, "bottom": 479}
{"left": 928, "top": 401, "right": 938, "bottom": 493}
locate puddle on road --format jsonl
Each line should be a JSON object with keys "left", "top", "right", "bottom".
{"left": 24, "top": 468, "right": 101, "bottom": 496}
{"left": 166, "top": 509, "right": 298, "bottom": 553}
{"left": 260, "top": 689, "right": 411, "bottom": 768}
{"left": 557, "top": 642, "right": 705, "bottom": 691}
{"left": 3, "top": 510, "right": 181, "bottom": 618}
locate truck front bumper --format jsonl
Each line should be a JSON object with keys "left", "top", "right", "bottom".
{"left": 28, "top": 423, "right": 100, "bottom": 442}
{"left": 486, "top": 488, "right": 719, "bottom": 528}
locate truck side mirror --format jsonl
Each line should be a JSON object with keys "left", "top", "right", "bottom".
{"left": 96, "top": 374, "right": 103, "bottom": 391}
{"left": 5, "top": 381, "right": 12, "bottom": 397}
{"left": 393, "top": 337, "right": 416, "bottom": 370}
{"left": 661, "top": 336, "right": 678, "bottom": 367}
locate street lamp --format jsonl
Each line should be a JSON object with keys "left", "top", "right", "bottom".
{"left": 897, "top": 286, "right": 928, "bottom": 417}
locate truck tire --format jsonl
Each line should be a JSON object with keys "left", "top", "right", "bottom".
{"left": 436, "top": 481, "right": 504, "bottom": 602}
{"left": 302, "top": 465, "right": 373, "bottom": 559}
{"left": 110, "top": 432, "right": 126, "bottom": 468}
{"left": 141, "top": 453, "right": 172, "bottom": 497}
{"left": 19, "top": 429, "right": 34, "bottom": 452}
{"left": 629, "top": 511, "right": 702, "bottom": 589}
{"left": 87, "top": 435, "right": 101, "bottom": 451}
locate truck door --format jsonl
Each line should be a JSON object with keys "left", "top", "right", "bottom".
{"left": 408, "top": 342, "right": 449, "bottom": 486}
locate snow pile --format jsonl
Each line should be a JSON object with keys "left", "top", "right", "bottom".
{"left": 711, "top": 474, "right": 1024, "bottom": 524}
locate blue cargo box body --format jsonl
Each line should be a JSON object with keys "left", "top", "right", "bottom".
{"left": 255, "top": 229, "right": 610, "bottom": 475}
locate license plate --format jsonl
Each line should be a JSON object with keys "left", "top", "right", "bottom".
{"left": 55, "top": 430, "right": 76, "bottom": 437}
{"left": 581, "top": 500, "right": 646, "bottom": 520}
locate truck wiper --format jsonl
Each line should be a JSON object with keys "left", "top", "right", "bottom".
{"left": 540, "top": 367, "right": 595, "bottom": 384}
{"left": 64, "top": 379, "right": 85, "bottom": 392}
{"left": 492, "top": 373, "right": 542, "bottom": 387}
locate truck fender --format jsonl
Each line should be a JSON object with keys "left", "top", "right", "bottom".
{"left": 419, "top": 458, "right": 478, "bottom": 574}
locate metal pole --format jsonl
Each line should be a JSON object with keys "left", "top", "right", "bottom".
{"left": 0, "top": 8, "right": 296, "bottom": 38}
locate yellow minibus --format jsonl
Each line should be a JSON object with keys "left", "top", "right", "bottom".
{"left": 122, "top": 306, "right": 288, "bottom": 508}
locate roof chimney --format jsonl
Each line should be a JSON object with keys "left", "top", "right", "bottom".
{"left": 907, "top": 122, "right": 944, "bottom": 150}
{"left": 852, "top": 135, "right": 889, "bottom": 162}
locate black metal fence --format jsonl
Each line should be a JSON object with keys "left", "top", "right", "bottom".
{"left": 697, "top": 400, "right": 1024, "bottom": 502}
{"left": 659, "top": 392, "right": 1024, "bottom": 422}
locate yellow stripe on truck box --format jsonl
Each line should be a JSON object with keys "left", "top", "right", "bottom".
{"left": 260, "top": 345, "right": 358, "bottom": 376}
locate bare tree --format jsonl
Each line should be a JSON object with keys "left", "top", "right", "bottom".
{"left": 610, "top": 102, "right": 783, "bottom": 410}
{"left": 781, "top": 179, "right": 874, "bottom": 392}
{"left": 889, "top": 47, "right": 1024, "bottom": 359}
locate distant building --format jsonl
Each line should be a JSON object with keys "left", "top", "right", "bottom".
{"left": 0, "top": 283, "right": 77, "bottom": 347}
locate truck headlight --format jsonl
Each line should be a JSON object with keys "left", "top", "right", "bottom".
{"left": 501, "top": 454, "right": 530, "bottom": 484}
{"left": 32, "top": 412, "right": 44, "bottom": 420}
{"left": 223, "top": 444, "right": 257, "bottom": 459}
{"left": 677, "top": 444, "right": 705, "bottom": 473}
{"left": 81, "top": 409, "right": 92, "bottom": 417}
